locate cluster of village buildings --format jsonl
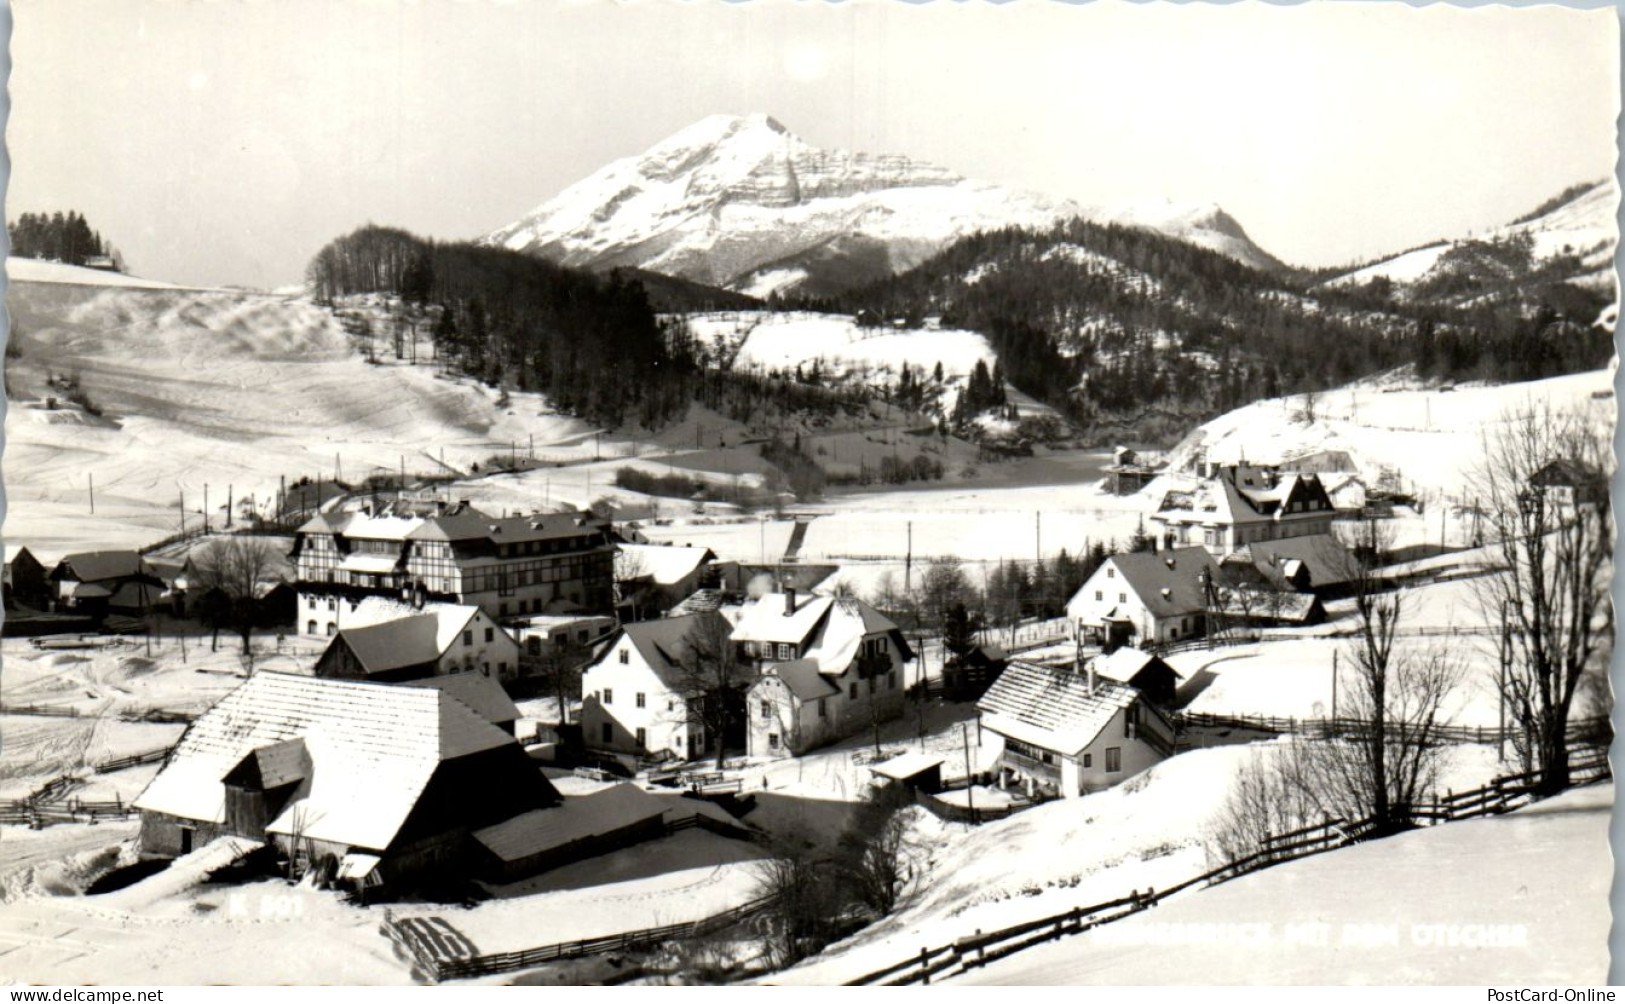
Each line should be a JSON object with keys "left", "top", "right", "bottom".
{"left": 3, "top": 449, "right": 1601, "bottom": 903}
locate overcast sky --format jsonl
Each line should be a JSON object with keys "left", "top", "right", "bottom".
{"left": 7, "top": 0, "right": 1619, "bottom": 289}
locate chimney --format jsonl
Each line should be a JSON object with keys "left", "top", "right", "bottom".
{"left": 784, "top": 587, "right": 797, "bottom": 616}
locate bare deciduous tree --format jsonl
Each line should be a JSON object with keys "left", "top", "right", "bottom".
{"left": 1469, "top": 402, "right": 1614, "bottom": 793}
{"left": 676, "top": 611, "right": 750, "bottom": 767}
{"left": 189, "top": 536, "right": 284, "bottom": 656}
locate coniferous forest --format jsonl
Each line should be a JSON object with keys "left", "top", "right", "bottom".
{"left": 8, "top": 211, "right": 122, "bottom": 270}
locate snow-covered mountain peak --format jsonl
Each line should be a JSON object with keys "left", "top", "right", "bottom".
{"left": 484, "top": 114, "right": 1283, "bottom": 294}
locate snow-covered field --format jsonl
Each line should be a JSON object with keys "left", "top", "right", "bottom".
{"left": 6, "top": 257, "right": 208, "bottom": 291}
{"left": 952, "top": 783, "right": 1612, "bottom": 984}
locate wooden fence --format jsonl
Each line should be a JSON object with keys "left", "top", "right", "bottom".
{"left": 92, "top": 745, "right": 175, "bottom": 774}
{"left": 1175, "top": 710, "right": 1612, "bottom": 748}
{"left": 384, "top": 893, "right": 780, "bottom": 983}
{"left": 844, "top": 756, "right": 1611, "bottom": 985}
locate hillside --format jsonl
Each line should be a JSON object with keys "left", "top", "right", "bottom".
{"left": 2, "top": 266, "right": 597, "bottom": 559}
{"left": 1323, "top": 177, "right": 1619, "bottom": 310}
{"left": 954, "top": 783, "right": 1610, "bottom": 985}
{"left": 483, "top": 114, "right": 1280, "bottom": 298}
{"left": 834, "top": 212, "right": 1615, "bottom": 442}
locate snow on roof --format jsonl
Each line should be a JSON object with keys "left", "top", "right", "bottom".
{"left": 608, "top": 614, "right": 708, "bottom": 690}
{"left": 473, "top": 784, "right": 666, "bottom": 863}
{"left": 978, "top": 661, "right": 1140, "bottom": 756}
{"left": 617, "top": 543, "right": 715, "bottom": 585}
{"left": 136, "top": 672, "right": 515, "bottom": 851}
{"left": 340, "top": 554, "right": 403, "bottom": 575}
{"left": 1093, "top": 647, "right": 1182, "bottom": 685}
{"left": 342, "top": 596, "right": 482, "bottom": 655}
{"left": 1101, "top": 548, "right": 1221, "bottom": 621}
{"left": 870, "top": 752, "right": 945, "bottom": 781}
{"left": 731, "top": 593, "right": 834, "bottom": 646}
{"left": 403, "top": 672, "right": 520, "bottom": 726}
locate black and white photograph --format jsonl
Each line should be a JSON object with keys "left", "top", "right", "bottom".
{"left": 0, "top": 0, "right": 1618, "bottom": 988}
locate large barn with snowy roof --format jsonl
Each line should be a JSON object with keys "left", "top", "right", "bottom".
{"left": 134, "top": 672, "right": 559, "bottom": 894}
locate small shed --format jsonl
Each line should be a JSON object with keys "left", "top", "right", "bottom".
{"left": 869, "top": 752, "right": 946, "bottom": 794}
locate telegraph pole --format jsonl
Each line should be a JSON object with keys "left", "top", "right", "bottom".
{"left": 961, "top": 723, "right": 976, "bottom": 820}
{"left": 905, "top": 521, "right": 913, "bottom": 593}
{"left": 1331, "top": 649, "right": 1338, "bottom": 722}
{"left": 88, "top": 473, "right": 94, "bottom": 515}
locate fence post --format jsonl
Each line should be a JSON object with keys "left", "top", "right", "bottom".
{"left": 920, "top": 946, "right": 931, "bottom": 985}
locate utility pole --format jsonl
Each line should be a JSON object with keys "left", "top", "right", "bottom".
{"left": 204, "top": 484, "right": 210, "bottom": 534}
{"left": 1331, "top": 649, "right": 1338, "bottom": 722}
{"left": 1498, "top": 600, "right": 1510, "bottom": 762}
{"left": 905, "top": 521, "right": 913, "bottom": 593}
{"left": 227, "top": 484, "right": 233, "bottom": 528}
{"left": 180, "top": 489, "right": 186, "bottom": 536}
{"left": 88, "top": 473, "right": 94, "bottom": 515}
{"left": 1036, "top": 511, "right": 1042, "bottom": 567}
{"left": 961, "top": 723, "right": 976, "bottom": 820}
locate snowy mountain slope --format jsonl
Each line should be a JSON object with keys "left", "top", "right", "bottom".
{"left": 1322, "top": 177, "right": 1619, "bottom": 301}
{"left": 954, "top": 783, "right": 1610, "bottom": 985}
{"left": 1087, "top": 198, "right": 1284, "bottom": 273}
{"left": 2, "top": 280, "right": 596, "bottom": 559}
{"left": 484, "top": 114, "right": 1282, "bottom": 296}
{"left": 1157, "top": 366, "right": 1615, "bottom": 500}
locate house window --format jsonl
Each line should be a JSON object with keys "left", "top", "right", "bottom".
{"left": 849, "top": 682, "right": 858, "bottom": 700}
{"left": 868, "top": 676, "right": 876, "bottom": 694}
{"left": 760, "top": 700, "right": 773, "bottom": 718}
{"left": 818, "top": 697, "right": 827, "bottom": 718}
{"left": 307, "top": 620, "right": 317, "bottom": 634}
{"left": 485, "top": 627, "right": 494, "bottom": 643}
{"left": 1083, "top": 753, "right": 1093, "bottom": 768}
{"left": 777, "top": 643, "right": 793, "bottom": 660}
{"left": 604, "top": 688, "right": 613, "bottom": 705}
{"left": 463, "top": 629, "right": 473, "bottom": 647}
{"left": 768, "top": 733, "right": 780, "bottom": 750}
{"left": 327, "top": 623, "right": 337, "bottom": 636}
{"left": 528, "top": 637, "right": 542, "bottom": 656}
{"left": 635, "top": 727, "right": 646, "bottom": 748}
{"left": 1119, "top": 593, "right": 1127, "bottom": 604}
{"left": 1095, "top": 590, "right": 1103, "bottom": 601}
{"left": 1107, "top": 567, "right": 1114, "bottom": 578}
{"left": 328, "top": 597, "right": 337, "bottom": 611}
{"left": 636, "top": 692, "right": 646, "bottom": 709}
{"left": 888, "top": 670, "right": 897, "bottom": 690}
{"left": 482, "top": 662, "right": 490, "bottom": 676}
{"left": 1105, "top": 747, "right": 1122, "bottom": 772}
{"left": 498, "top": 662, "right": 508, "bottom": 676}
{"left": 601, "top": 722, "right": 613, "bottom": 743}
{"left": 619, "top": 648, "right": 630, "bottom": 665}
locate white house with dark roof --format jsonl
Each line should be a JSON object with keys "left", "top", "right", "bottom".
{"left": 615, "top": 542, "right": 716, "bottom": 621}
{"left": 311, "top": 599, "right": 519, "bottom": 682}
{"left": 1066, "top": 546, "right": 1221, "bottom": 650}
{"left": 977, "top": 660, "right": 1175, "bottom": 799}
{"left": 739, "top": 591, "right": 914, "bottom": 758}
{"left": 134, "top": 672, "right": 559, "bottom": 893}
{"left": 580, "top": 613, "right": 735, "bottom": 762}
{"left": 1151, "top": 465, "right": 1336, "bottom": 558}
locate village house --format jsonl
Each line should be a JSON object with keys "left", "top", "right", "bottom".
{"left": 1528, "top": 457, "right": 1609, "bottom": 510}
{"left": 942, "top": 642, "right": 1009, "bottom": 703}
{"left": 1066, "top": 547, "right": 1222, "bottom": 650}
{"left": 580, "top": 613, "right": 737, "bottom": 763}
{"left": 1089, "top": 646, "right": 1181, "bottom": 708}
{"left": 510, "top": 611, "right": 619, "bottom": 659}
{"left": 48, "top": 550, "right": 166, "bottom": 617}
{"left": 1151, "top": 464, "right": 1336, "bottom": 558}
{"left": 977, "top": 660, "right": 1175, "bottom": 799}
{"left": 134, "top": 672, "right": 560, "bottom": 896}
{"left": 289, "top": 501, "right": 615, "bottom": 635}
{"left": 311, "top": 598, "right": 520, "bottom": 682}
{"left": 614, "top": 542, "right": 717, "bottom": 622}
{"left": 1232, "top": 533, "right": 1363, "bottom": 600}
{"left": 3, "top": 545, "right": 49, "bottom": 611}
{"left": 738, "top": 591, "right": 913, "bottom": 758}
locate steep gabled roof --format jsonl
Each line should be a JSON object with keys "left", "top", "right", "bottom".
{"left": 1243, "top": 534, "right": 1362, "bottom": 589}
{"left": 977, "top": 661, "right": 1141, "bottom": 756}
{"left": 403, "top": 672, "right": 520, "bottom": 726}
{"left": 612, "top": 614, "right": 706, "bottom": 690}
{"left": 1105, "top": 547, "right": 1221, "bottom": 620}
{"left": 473, "top": 784, "right": 666, "bottom": 864}
{"left": 334, "top": 615, "right": 445, "bottom": 675}
{"left": 1093, "top": 646, "right": 1181, "bottom": 685}
{"left": 54, "top": 550, "right": 150, "bottom": 583}
{"left": 342, "top": 597, "right": 483, "bottom": 655}
{"left": 617, "top": 543, "right": 716, "bottom": 586}
{"left": 763, "top": 658, "right": 840, "bottom": 701}
{"left": 136, "top": 672, "right": 516, "bottom": 851}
